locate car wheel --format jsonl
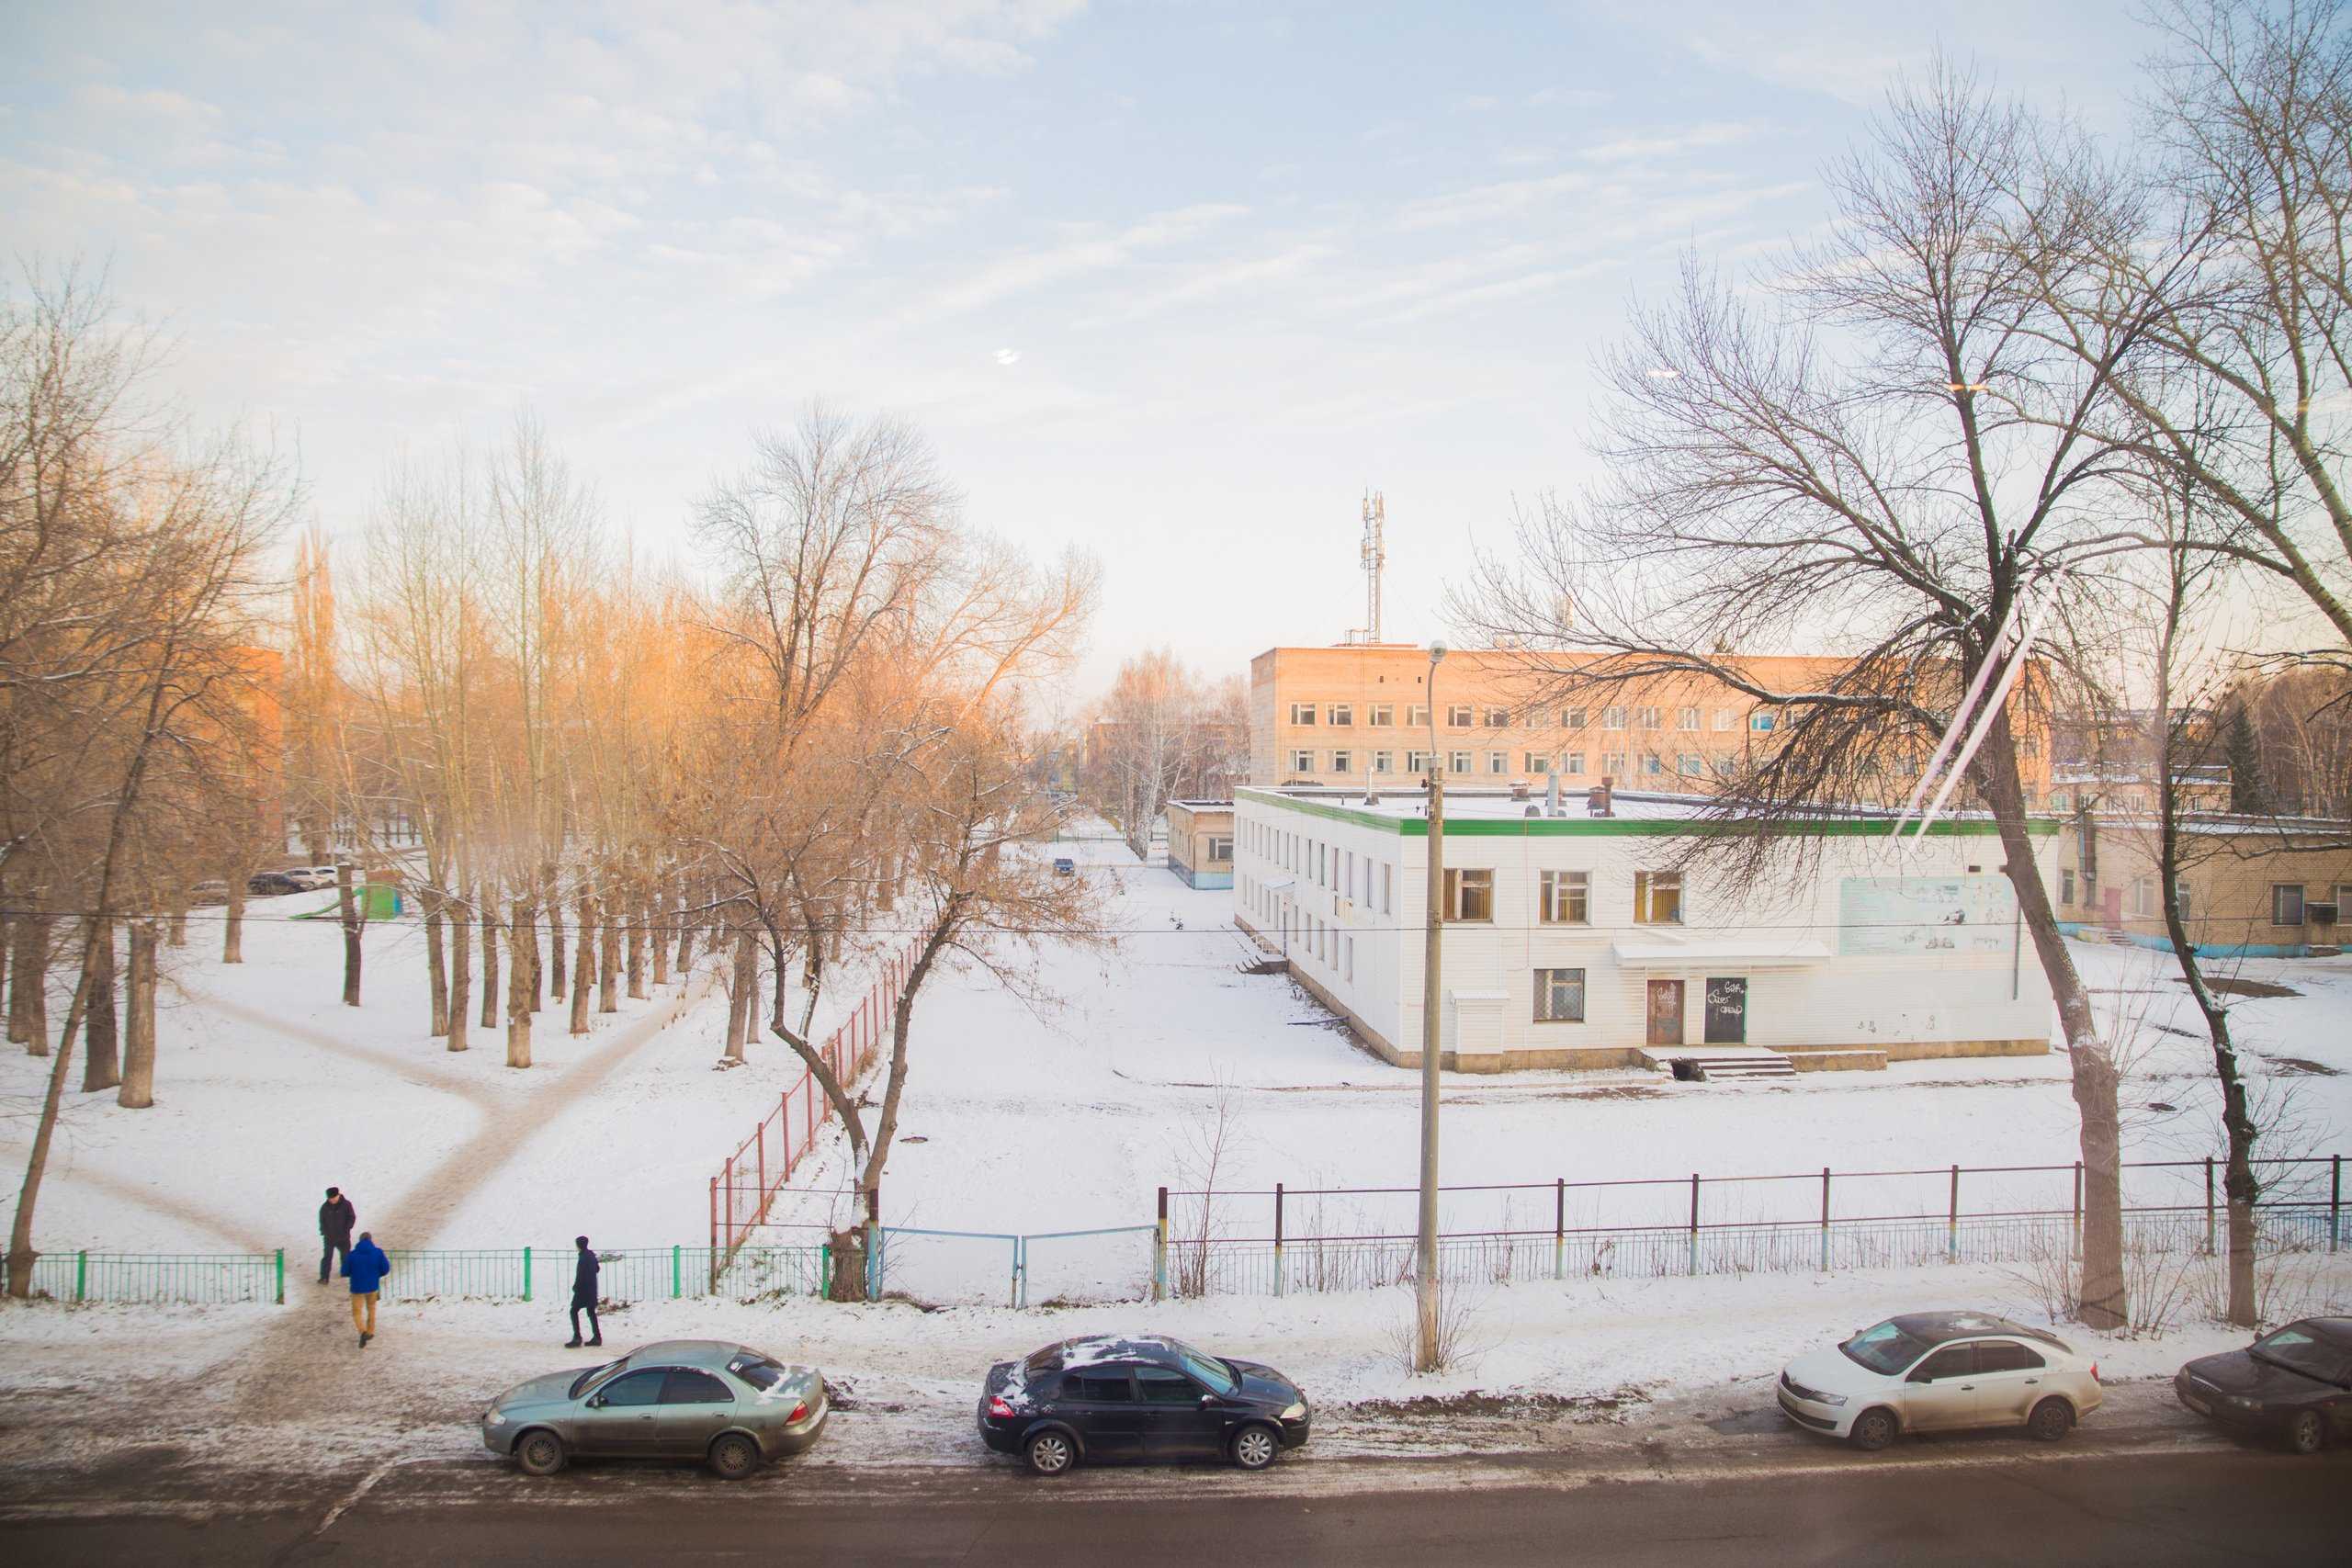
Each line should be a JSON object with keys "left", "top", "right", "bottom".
{"left": 1025, "top": 1429, "right": 1077, "bottom": 1476}
{"left": 2286, "top": 1410, "right": 2326, "bottom": 1455}
{"left": 514, "top": 1429, "right": 567, "bottom": 1476}
{"left": 1848, "top": 1408, "right": 1898, "bottom": 1451}
{"left": 707, "top": 1432, "right": 762, "bottom": 1481}
{"left": 2026, "top": 1399, "right": 2074, "bottom": 1443}
{"left": 1230, "top": 1424, "right": 1280, "bottom": 1471}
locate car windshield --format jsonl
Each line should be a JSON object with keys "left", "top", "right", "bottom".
{"left": 729, "top": 1357, "right": 790, "bottom": 1392}
{"left": 1165, "top": 1340, "right": 1238, "bottom": 1395}
{"left": 1839, "top": 1319, "right": 1936, "bottom": 1376}
{"left": 569, "top": 1358, "right": 628, "bottom": 1400}
{"left": 2250, "top": 1325, "right": 2352, "bottom": 1387}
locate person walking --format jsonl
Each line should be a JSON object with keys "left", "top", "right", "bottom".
{"left": 318, "top": 1186, "right": 356, "bottom": 1284}
{"left": 343, "top": 1231, "right": 390, "bottom": 1348}
{"left": 566, "top": 1235, "right": 602, "bottom": 1348}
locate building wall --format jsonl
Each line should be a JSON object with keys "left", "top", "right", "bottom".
{"left": 1164, "top": 800, "right": 1236, "bottom": 891}
{"left": 2053, "top": 818, "right": 2352, "bottom": 956}
{"left": 1246, "top": 645, "right": 2054, "bottom": 807}
{"left": 1232, "top": 788, "right": 2058, "bottom": 1071}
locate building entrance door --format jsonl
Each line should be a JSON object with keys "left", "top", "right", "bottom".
{"left": 1702, "top": 977, "right": 1747, "bottom": 1044}
{"left": 1645, "top": 979, "right": 1685, "bottom": 1046}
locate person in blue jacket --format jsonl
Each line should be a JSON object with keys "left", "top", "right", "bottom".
{"left": 341, "top": 1231, "right": 390, "bottom": 1348}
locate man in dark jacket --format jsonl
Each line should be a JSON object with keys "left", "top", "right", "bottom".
{"left": 342, "top": 1231, "right": 390, "bottom": 1348}
{"left": 566, "top": 1235, "right": 602, "bottom": 1348}
{"left": 318, "top": 1186, "right": 356, "bottom": 1283}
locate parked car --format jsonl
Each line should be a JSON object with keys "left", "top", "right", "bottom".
{"left": 481, "top": 1339, "right": 828, "bottom": 1480}
{"left": 1775, "top": 1311, "right": 2101, "bottom": 1450}
{"left": 977, "top": 1333, "right": 1310, "bottom": 1475}
{"left": 1052, "top": 857, "right": 1077, "bottom": 876}
{"left": 284, "top": 866, "right": 339, "bottom": 891}
{"left": 187, "top": 880, "right": 231, "bottom": 907}
{"left": 246, "top": 872, "right": 303, "bottom": 897}
{"left": 2174, "top": 1316, "right": 2352, "bottom": 1454}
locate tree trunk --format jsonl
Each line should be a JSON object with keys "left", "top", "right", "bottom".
{"left": 11, "top": 915, "right": 50, "bottom": 1053}
{"left": 165, "top": 904, "right": 186, "bottom": 949}
{"left": 81, "top": 919, "right": 119, "bottom": 1092}
{"left": 505, "top": 897, "right": 534, "bottom": 1068}
{"left": 527, "top": 882, "right": 547, "bottom": 1012}
{"left": 650, "top": 891, "right": 670, "bottom": 987}
{"left": 854, "top": 923, "right": 950, "bottom": 1232}
{"left": 423, "top": 886, "right": 449, "bottom": 1038}
{"left": 478, "top": 891, "right": 501, "bottom": 1032}
{"left": 336, "top": 862, "right": 362, "bottom": 1008}
{"left": 222, "top": 877, "right": 245, "bottom": 964}
{"left": 673, "top": 882, "right": 694, "bottom": 973}
{"left": 570, "top": 894, "right": 596, "bottom": 1037}
{"left": 625, "top": 898, "right": 647, "bottom": 1000}
{"left": 599, "top": 905, "right": 622, "bottom": 1014}
{"left": 447, "top": 894, "right": 471, "bottom": 1053}
{"left": 724, "top": 930, "right": 751, "bottom": 1062}
{"left": 119, "top": 921, "right": 157, "bottom": 1109}
{"left": 548, "top": 887, "right": 568, "bottom": 1003}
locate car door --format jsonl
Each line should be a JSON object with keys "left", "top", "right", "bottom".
{"left": 1135, "top": 1364, "right": 1216, "bottom": 1460}
{"left": 1061, "top": 1368, "right": 1146, "bottom": 1460}
{"left": 1969, "top": 1340, "right": 2049, "bottom": 1427}
{"left": 657, "top": 1368, "right": 737, "bottom": 1458}
{"left": 578, "top": 1368, "right": 667, "bottom": 1455}
{"left": 1901, "top": 1345, "right": 1980, "bottom": 1432}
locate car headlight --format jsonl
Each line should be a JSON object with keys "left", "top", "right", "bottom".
{"left": 483, "top": 1409, "right": 510, "bottom": 1426}
{"left": 1281, "top": 1401, "right": 1306, "bottom": 1420}
{"left": 1812, "top": 1392, "right": 1849, "bottom": 1407}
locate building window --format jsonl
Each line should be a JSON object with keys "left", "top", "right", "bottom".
{"left": 1677, "top": 706, "right": 1701, "bottom": 730}
{"left": 1749, "top": 711, "right": 1775, "bottom": 732}
{"left": 1290, "top": 750, "right": 1314, "bottom": 773}
{"left": 2271, "top": 884, "right": 2306, "bottom": 927}
{"left": 1449, "top": 750, "right": 1471, "bottom": 773}
{"left": 2177, "top": 878, "right": 2193, "bottom": 920}
{"left": 1373, "top": 750, "right": 1394, "bottom": 774}
{"left": 1603, "top": 751, "right": 1626, "bottom": 776}
{"left": 1564, "top": 707, "right": 1588, "bottom": 729}
{"left": 1443, "top": 868, "right": 1494, "bottom": 922}
{"left": 1677, "top": 753, "right": 1703, "bottom": 777}
{"left": 2050, "top": 792, "right": 2071, "bottom": 812}
{"left": 1331, "top": 749, "right": 1353, "bottom": 774}
{"left": 1534, "top": 968, "right": 1586, "bottom": 1022}
{"left": 1526, "top": 753, "right": 1551, "bottom": 773}
{"left": 1369, "top": 703, "right": 1394, "bottom": 727}
{"left": 1408, "top": 704, "right": 1430, "bottom": 728}
{"left": 1289, "top": 703, "right": 1317, "bottom": 726}
{"left": 1447, "top": 704, "right": 1474, "bottom": 728}
{"left": 1635, "top": 705, "right": 1662, "bottom": 729}
{"left": 1207, "top": 836, "right": 1232, "bottom": 863}
{"left": 1487, "top": 750, "right": 1507, "bottom": 774}
{"left": 1540, "top": 870, "right": 1589, "bottom": 924}
{"left": 1641, "top": 752, "right": 1664, "bottom": 776}
{"left": 1634, "top": 870, "right": 1683, "bottom": 924}
{"left": 1713, "top": 708, "right": 1736, "bottom": 731}
{"left": 2131, "top": 877, "right": 2157, "bottom": 919}
{"left": 1328, "top": 703, "right": 1353, "bottom": 727}
{"left": 1344, "top": 936, "right": 1354, "bottom": 982}
{"left": 1484, "top": 706, "right": 1509, "bottom": 728}
{"left": 1603, "top": 705, "right": 1627, "bottom": 728}
{"left": 1407, "top": 750, "right": 1430, "bottom": 773}
{"left": 1565, "top": 751, "right": 1586, "bottom": 774}
{"left": 1382, "top": 863, "right": 1394, "bottom": 914}
{"left": 2061, "top": 869, "right": 2076, "bottom": 906}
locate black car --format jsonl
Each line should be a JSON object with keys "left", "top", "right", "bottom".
{"left": 977, "top": 1334, "right": 1310, "bottom": 1475}
{"left": 246, "top": 872, "right": 302, "bottom": 896}
{"left": 2175, "top": 1316, "right": 2352, "bottom": 1454}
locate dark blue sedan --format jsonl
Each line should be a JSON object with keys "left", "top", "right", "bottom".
{"left": 978, "top": 1334, "right": 1310, "bottom": 1474}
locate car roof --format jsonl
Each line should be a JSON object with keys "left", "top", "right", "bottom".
{"left": 1026, "top": 1334, "right": 1184, "bottom": 1372}
{"left": 617, "top": 1339, "right": 757, "bottom": 1371}
{"left": 2289, "top": 1317, "right": 2352, "bottom": 1344}
{"left": 1889, "top": 1312, "right": 2068, "bottom": 1350}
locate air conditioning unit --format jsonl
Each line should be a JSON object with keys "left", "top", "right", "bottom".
{"left": 2309, "top": 901, "right": 2340, "bottom": 926}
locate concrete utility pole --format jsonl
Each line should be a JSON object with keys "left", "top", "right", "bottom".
{"left": 1417, "top": 644, "right": 1446, "bottom": 1371}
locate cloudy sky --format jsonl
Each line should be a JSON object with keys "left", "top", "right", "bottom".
{"left": 3, "top": 0, "right": 2157, "bottom": 692}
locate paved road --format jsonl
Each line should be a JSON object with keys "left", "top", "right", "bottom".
{"left": 5, "top": 1447, "right": 2342, "bottom": 1566}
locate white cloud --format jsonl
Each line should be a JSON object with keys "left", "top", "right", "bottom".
{"left": 1396, "top": 172, "right": 1592, "bottom": 231}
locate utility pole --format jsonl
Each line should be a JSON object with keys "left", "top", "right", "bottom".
{"left": 1417, "top": 643, "right": 1446, "bottom": 1371}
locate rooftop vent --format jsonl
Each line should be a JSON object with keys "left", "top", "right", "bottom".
{"left": 1588, "top": 778, "right": 1615, "bottom": 818}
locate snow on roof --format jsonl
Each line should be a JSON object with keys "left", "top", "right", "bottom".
{"left": 1236, "top": 784, "right": 2028, "bottom": 832}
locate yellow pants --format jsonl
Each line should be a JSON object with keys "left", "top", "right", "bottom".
{"left": 350, "top": 1291, "right": 379, "bottom": 1335}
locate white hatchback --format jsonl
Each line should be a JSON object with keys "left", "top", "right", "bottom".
{"left": 1776, "top": 1311, "right": 2101, "bottom": 1450}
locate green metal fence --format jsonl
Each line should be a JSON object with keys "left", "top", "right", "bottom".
{"left": 1, "top": 1249, "right": 285, "bottom": 1305}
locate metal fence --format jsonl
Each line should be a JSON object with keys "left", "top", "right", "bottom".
{"left": 378, "top": 1245, "right": 831, "bottom": 1303}
{"left": 0, "top": 1249, "right": 286, "bottom": 1305}
{"left": 1155, "top": 1154, "right": 2347, "bottom": 1299}
{"left": 867, "top": 1224, "right": 1161, "bottom": 1308}
{"left": 709, "top": 950, "right": 914, "bottom": 1265}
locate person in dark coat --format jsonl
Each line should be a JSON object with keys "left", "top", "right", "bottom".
{"left": 342, "top": 1231, "right": 390, "bottom": 1348}
{"left": 318, "top": 1186, "right": 356, "bottom": 1283}
{"left": 566, "top": 1235, "right": 602, "bottom": 1348}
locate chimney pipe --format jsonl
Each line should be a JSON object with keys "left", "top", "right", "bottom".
{"left": 1588, "top": 776, "right": 1614, "bottom": 818}
{"left": 1510, "top": 778, "right": 1531, "bottom": 801}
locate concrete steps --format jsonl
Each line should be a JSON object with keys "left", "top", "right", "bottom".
{"left": 1640, "top": 1047, "right": 1800, "bottom": 1082}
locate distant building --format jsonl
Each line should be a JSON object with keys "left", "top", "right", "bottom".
{"left": 1232, "top": 782, "right": 2058, "bottom": 1075}
{"left": 1164, "top": 799, "right": 1234, "bottom": 889}
{"left": 2053, "top": 813, "right": 2351, "bottom": 957}
{"left": 1247, "top": 644, "right": 2055, "bottom": 807}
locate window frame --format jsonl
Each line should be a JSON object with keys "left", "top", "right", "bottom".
{"left": 1442, "top": 867, "right": 1495, "bottom": 923}
{"left": 2271, "top": 883, "right": 2307, "bottom": 927}
{"left": 1369, "top": 702, "right": 1395, "bottom": 727}
{"left": 1533, "top": 966, "right": 1587, "bottom": 1022}
{"left": 1328, "top": 702, "right": 1354, "bottom": 727}
{"left": 1446, "top": 703, "right": 1475, "bottom": 728}
{"left": 1539, "top": 869, "right": 1589, "bottom": 925}
{"left": 1633, "top": 870, "right": 1684, "bottom": 925}
{"left": 1288, "top": 702, "right": 1317, "bottom": 726}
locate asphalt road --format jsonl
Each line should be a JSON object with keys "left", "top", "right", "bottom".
{"left": 5, "top": 1448, "right": 2343, "bottom": 1567}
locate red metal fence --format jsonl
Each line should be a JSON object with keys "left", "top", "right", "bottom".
{"left": 708, "top": 949, "right": 913, "bottom": 1265}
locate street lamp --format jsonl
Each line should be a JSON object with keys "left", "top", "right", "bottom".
{"left": 1417, "top": 642, "right": 1447, "bottom": 1371}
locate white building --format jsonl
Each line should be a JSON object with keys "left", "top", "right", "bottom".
{"left": 1231, "top": 784, "right": 2059, "bottom": 1074}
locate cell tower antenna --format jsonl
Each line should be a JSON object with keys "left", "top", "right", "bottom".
{"left": 1361, "top": 489, "right": 1386, "bottom": 643}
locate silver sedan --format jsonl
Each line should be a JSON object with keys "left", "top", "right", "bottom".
{"left": 481, "top": 1338, "right": 828, "bottom": 1480}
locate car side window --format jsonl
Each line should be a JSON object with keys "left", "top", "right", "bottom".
{"left": 1911, "top": 1346, "right": 1976, "bottom": 1382}
{"left": 1975, "top": 1341, "right": 2045, "bottom": 1373}
{"left": 661, "top": 1369, "right": 733, "bottom": 1404}
{"left": 1069, "top": 1370, "right": 1133, "bottom": 1402}
{"left": 1136, "top": 1366, "right": 1198, "bottom": 1404}
{"left": 598, "top": 1370, "right": 667, "bottom": 1406}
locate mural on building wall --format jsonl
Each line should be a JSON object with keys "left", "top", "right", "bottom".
{"left": 1837, "top": 875, "right": 2016, "bottom": 957}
